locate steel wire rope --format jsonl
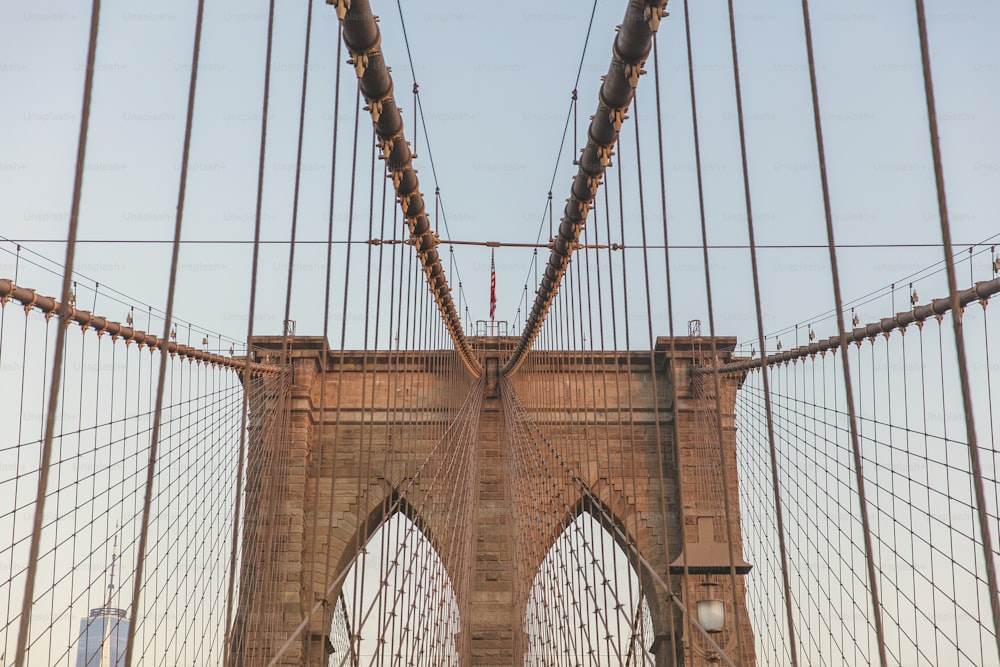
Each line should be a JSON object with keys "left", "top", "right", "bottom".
{"left": 912, "top": 0, "right": 1000, "bottom": 653}
{"left": 574, "top": 226, "right": 630, "bottom": 663}
{"left": 268, "top": 373, "right": 484, "bottom": 664}
{"left": 506, "top": 358, "right": 576, "bottom": 664}
{"left": 338, "top": 386, "right": 481, "bottom": 667}
{"left": 121, "top": 0, "right": 208, "bottom": 663}
{"left": 512, "top": 0, "right": 601, "bottom": 308}
{"left": 8, "top": 313, "right": 50, "bottom": 660}
{"left": 300, "top": 10, "right": 344, "bottom": 659}
{"left": 578, "top": 204, "right": 634, "bottom": 664}
{"left": 500, "top": 370, "right": 640, "bottom": 655}
{"left": 348, "top": 126, "right": 381, "bottom": 667}
{"left": 708, "top": 0, "right": 802, "bottom": 659}
{"left": 605, "top": 91, "right": 683, "bottom": 667}
{"left": 502, "top": 377, "right": 738, "bottom": 666}
{"left": 222, "top": 0, "right": 277, "bottom": 659}
{"left": 346, "top": 99, "right": 375, "bottom": 662}
{"left": 629, "top": 77, "right": 689, "bottom": 663}
{"left": 736, "top": 342, "right": 1000, "bottom": 660}
{"left": 672, "top": 5, "right": 754, "bottom": 664}
{"left": 302, "top": 253, "right": 470, "bottom": 660}
{"left": 508, "top": 372, "right": 578, "bottom": 666}
{"left": 252, "top": 1, "right": 321, "bottom": 656}
{"left": 744, "top": 362, "right": 975, "bottom": 659}
{"left": 234, "top": 372, "right": 291, "bottom": 662}
{"left": 13, "top": 0, "right": 100, "bottom": 658}
{"left": 366, "top": 118, "right": 393, "bottom": 667}
{"left": 732, "top": 376, "right": 786, "bottom": 663}
{"left": 502, "top": 385, "right": 601, "bottom": 665}
{"left": 799, "top": 1, "right": 895, "bottom": 660}
{"left": 648, "top": 28, "right": 695, "bottom": 666}
{"left": 600, "top": 158, "right": 666, "bottom": 666}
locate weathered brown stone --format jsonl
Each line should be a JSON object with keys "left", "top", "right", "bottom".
{"left": 230, "top": 335, "right": 755, "bottom": 666}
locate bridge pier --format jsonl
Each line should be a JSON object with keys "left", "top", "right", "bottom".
{"left": 459, "top": 386, "right": 525, "bottom": 665}
{"left": 232, "top": 335, "right": 755, "bottom": 666}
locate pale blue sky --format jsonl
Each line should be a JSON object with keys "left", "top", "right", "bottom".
{"left": 1, "top": 0, "right": 998, "bottom": 350}
{"left": 1, "top": 3, "right": 998, "bottom": 664}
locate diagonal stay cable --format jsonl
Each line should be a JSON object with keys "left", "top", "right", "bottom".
{"left": 500, "top": 376, "right": 738, "bottom": 667}
{"left": 706, "top": 277, "right": 1000, "bottom": 374}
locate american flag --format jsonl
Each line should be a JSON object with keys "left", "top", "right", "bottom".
{"left": 489, "top": 251, "right": 497, "bottom": 320}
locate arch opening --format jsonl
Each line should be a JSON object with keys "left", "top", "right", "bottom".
{"left": 523, "top": 510, "right": 656, "bottom": 665}
{"left": 334, "top": 510, "right": 461, "bottom": 666}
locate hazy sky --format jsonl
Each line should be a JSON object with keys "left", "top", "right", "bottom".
{"left": 1, "top": 3, "right": 998, "bottom": 664}
{"left": 1, "top": 0, "right": 998, "bottom": 350}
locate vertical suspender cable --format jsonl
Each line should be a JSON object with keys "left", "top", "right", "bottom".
{"left": 682, "top": 1, "right": 748, "bottom": 663}
{"left": 280, "top": 0, "right": 315, "bottom": 363}
{"left": 798, "top": 1, "right": 889, "bottom": 664}
{"left": 224, "top": 2, "right": 277, "bottom": 661}
{"left": 912, "top": 0, "right": 1000, "bottom": 654}
{"left": 14, "top": 1, "right": 101, "bottom": 663}
{"left": 124, "top": 1, "right": 207, "bottom": 664}
{"left": 717, "top": 0, "right": 800, "bottom": 662}
{"left": 649, "top": 32, "right": 698, "bottom": 666}
{"left": 306, "top": 15, "right": 344, "bottom": 662}
{"left": 628, "top": 95, "right": 682, "bottom": 658}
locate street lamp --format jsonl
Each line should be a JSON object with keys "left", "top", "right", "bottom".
{"left": 696, "top": 582, "right": 725, "bottom": 634}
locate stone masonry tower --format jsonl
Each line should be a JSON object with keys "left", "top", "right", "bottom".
{"left": 230, "top": 335, "right": 756, "bottom": 666}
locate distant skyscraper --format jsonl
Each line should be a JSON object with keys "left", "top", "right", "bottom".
{"left": 75, "top": 531, "right": 128, "bottom": 667}
{"left": 75, "top": 607, "right": 128, "bottom": 667}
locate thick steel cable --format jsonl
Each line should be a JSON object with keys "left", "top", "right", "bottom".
{"left": 628, "top": 85, "right": 688, "bottom": 659}
{"left": 279, "top": 0, "right": 315, "bottom": 374}
{"left": 714, "top": 0, "right": 800, "bottom": 661}
{"left": 505, "top": 0, "right": 668, "bottom": 374}
{"left": 912, "top": 0, "right": 1000, "bottom": 653}
{"left": 799, "top": 3, "right": 888, "bottom": 659}
{"left": 13, "top": 0, "right": 99, "bottom": 654}
{"left": 710, "top": 278, "right": 1000, "bottom": 374}
{"left": 677, "top": 2, "right": 750, "bottom": 663}
{"left": 0, "top": 281, "right": 276, "bottom": 373}
{"left": 123, "top": 2, "right": 207, "bottom": 664}
{"left": 224, "top": 2, "right": 277, "bottom": 659}
{"left": 332, "top": 0, "right": 479, "bottom": 377}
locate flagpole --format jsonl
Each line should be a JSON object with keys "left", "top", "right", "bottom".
{"left": 489, "top": 248, "right": 497, "bottom": 325}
